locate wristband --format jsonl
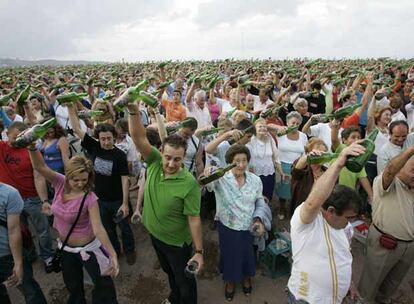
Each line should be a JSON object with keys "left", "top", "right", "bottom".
{"left": 28, "top": 147, "right": 37, "bottom": 151}
{"left": 127, "top": 110, "right": 139, "bottom": 116}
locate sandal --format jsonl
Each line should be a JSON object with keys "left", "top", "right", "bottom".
{"left": 242, "top": 278, "right": 252, "bottom": 296}
{"left": 225, "top": 283, "right": 235, "bottom": 301}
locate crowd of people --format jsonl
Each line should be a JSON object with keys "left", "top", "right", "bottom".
{"left": 0, "top": 58, "right": 414, "bottom": 304}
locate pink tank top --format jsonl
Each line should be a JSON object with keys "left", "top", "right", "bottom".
{"left": 208, "top": 103, "right": 220, "bottom": 122}
{"left": 51, "top": 173, "right": 98, "bottom": 239}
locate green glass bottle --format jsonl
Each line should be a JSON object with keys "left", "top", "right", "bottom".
{"left": 0, "top": 89, "right": 17, "bottom": 106}
{"left": 166, "top": 118, "right": 194, "bottom": 135}
{"left": 226, "top": 107, "right": 238, "bottom": 118}
{"left": 113, "top": 79, "right": 149, "bottom": 109}
{"left": 198, "top": 163, "right": 237, "bottom": 185}
{"left": 78, "top": 110, "right": 104, "bottom": 119}
{"left": 332, "top": 103, "right": 361, "bottom": 120}
{"left": 16, "top": 85, "right": 31, "bottom": 105}
{"left": 138, "top": 91, "right": 159, "bottom": 108}
{"left": 15, "top": 118, "right": 57, "bottom": 148}
{"left": 158, "top": 80, "right": 174, "bottom": 90}
{"left": 56, "top": 92, "right": 88, "bottom": 105}
{"left": 200, "top": 127, "right": 224, "bottom": 137}
{"left": 311, "top": 113, "right": 333, "bottom": 125}
{"left": 307, "top": 152, "right": 340, "bottom": 165}
{"left": 345, "top": 128, "right": 379, "bottom": 173}
{"left": 276, "top": 126, "right": 299, "bottom": 137}
{"left": 103, "top": 93, "right": 115, "bottom": 101}
{"left": 228, "top": 125, "right": 255, "bottom": 145}
{"left": 158, "top": 60, "right": 172, "bottom": 69}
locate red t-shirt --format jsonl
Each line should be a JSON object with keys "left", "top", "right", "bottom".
{"left": 0, "top": 141, "right": 37, "bottom": 198}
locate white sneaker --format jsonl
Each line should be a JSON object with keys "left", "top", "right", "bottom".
{"left": 161, "top": 299, "right": 172, "bottom": 304}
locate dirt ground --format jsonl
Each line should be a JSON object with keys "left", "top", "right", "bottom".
{"left": 8, "top": 214, "right": 414, "bottom": 304}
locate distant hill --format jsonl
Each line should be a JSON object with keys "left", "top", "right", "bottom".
{"left": 0, "top": 58, "right": 105, "bottom": 67}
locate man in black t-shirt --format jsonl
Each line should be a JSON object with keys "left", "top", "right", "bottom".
{"left": 67, "top": 104, "right": 136, "bottom": 265}
{"left": 305, "top": 81, "right": 326, "bottom": 115}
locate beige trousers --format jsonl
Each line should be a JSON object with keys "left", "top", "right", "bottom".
{"left": 358, "top": 225, "right": 414, "bottom": 303}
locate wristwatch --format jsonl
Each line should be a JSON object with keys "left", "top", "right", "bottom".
{"left": 194, "top": 249, "right": 204, "bottom": 255}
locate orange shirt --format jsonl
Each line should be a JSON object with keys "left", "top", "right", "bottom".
{"left": 341, "top": 112, "right": 360, "bottom": 128}
{"left": 162, "top": 99, "right": 187, "bottom": 122}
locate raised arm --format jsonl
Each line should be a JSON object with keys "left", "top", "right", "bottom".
{"left": 331, "top": 119, "right": 341, "bottom": 152}
{"left": 67, "top": 103, "right": 86, "bottom": 140}
{"left": 382, "top": 146, "right": 414, "bottom": 190}
{"left": 355, "top": 72, "right": 373, "bottom": 117}
{"left": 28, "top": 145, "right": 58, "bottom": 183}
{"left": 300, "top": 141, "right": 365, "bottom": 224}
{"left": 126, "top": 102, "right": 153, "bottom": 160}
{"left": 366, "top": 96, "right": 378, "bottom": 134}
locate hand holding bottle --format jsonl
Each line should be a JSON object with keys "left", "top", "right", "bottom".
{"left": 336, "top": 140, "right": 366, "bottom": 167}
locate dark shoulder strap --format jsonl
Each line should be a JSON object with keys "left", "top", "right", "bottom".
{"left": 189, "top": 136, "right": 200, "bottom": 172}
{"left": 0, "top": 218, "right": 7, "bottom": 228}
{"left": 60, "top": 191, "right": 88, "bottom": 250}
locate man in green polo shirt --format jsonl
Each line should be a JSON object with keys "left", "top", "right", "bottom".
{"left": 127, "top": 102, "right": 203, "bottom": 304}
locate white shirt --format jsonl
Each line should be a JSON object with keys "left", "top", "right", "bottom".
{"left": 376, "top": 141, "right": 402, "bottom": 173}
{"left": 277, "top": 132, "right": 308, "bottom": 164}
{"left": 247, "top": 135, "right": 280, "bottom": 176}
{"left": 308, "top": 123, "right": 332, "bottom": 151}
{"left": 183, "top": 135, "right": 200, "bottom": 174}
{"left": 288, "top": 204, "right": 353, "bottom": 304}
{"left": 405, "top": 103, "right": 414, "bottom": 130}
{"left": 186, "top": 102, "right": 212, "bottom": 129}
{"left": 391, "top": 110, "right": 406, "bottom": 122}
{"left": 253, "top": 96, "right": 274, "bottom": 112}
{"left": 54, "top": 103, "right": 87, "bottom": 132}
{"left": 374, "top": 130, "right": 389, "bottom": 155}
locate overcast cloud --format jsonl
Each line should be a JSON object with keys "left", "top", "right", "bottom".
{"left": 0, "top": 0, "right": 413, "bottom": 61}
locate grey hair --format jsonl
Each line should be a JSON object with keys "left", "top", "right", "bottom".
{"left": 286, "top": 111, "right": 303, "bottom": 124}
{"left": 194, "top": 89, "right": 206, "bottom": 100}
{"left": 293, "top": 98, "right": 308, "bottom": 111}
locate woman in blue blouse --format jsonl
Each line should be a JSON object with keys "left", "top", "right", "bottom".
{"left": 205, "top": 144, "right": 267, "bottom": 301}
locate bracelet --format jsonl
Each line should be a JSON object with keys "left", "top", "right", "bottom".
{"left": 194, "top": 249, "right": 204, "bottom": 255}
{"left": 127, "top": 110, "right": 139, "bottom": 116}
{"left": 42, "top": 200, "right": 50, "bottom": 204}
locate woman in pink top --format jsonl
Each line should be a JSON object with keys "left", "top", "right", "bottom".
{"left": 28, "top": 145, "right": 119, "bottom": 304}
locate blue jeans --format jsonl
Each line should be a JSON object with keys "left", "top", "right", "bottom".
{"left": 99, "top": 200, "right": 135, "bottom": 256}
{"left": 0, "top": 253, "right": 47, "bottom": 304}
{"left": 23, "top": 197, "right": 54, "bottom": 261}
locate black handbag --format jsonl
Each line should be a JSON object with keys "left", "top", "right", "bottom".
{"left": 51, "top": 191, "right": 88, "bottom": 273}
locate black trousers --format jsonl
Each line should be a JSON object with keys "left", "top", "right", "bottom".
{"left": 61, "top": 250, "right": 117, "bottom": 304}
{"left": 150, "top": 235, "right": 197, "bottom": 304}
{"left": 99, "top": 199, "right": 135, "bottom": 256}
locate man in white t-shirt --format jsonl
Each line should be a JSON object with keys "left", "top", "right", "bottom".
{"left": 287, "top": 142, "right": 365, "bottom": 304}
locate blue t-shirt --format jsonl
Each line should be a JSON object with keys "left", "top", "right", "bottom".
{"left": 0, "top": 183, "right": 24, "bottom": 257}
{"left": 356, "top": 91, "right": 368, "bottom": 126}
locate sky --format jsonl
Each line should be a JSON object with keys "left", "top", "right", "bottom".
{"left": 0, "top": 0, "right": 413, "bottom": 62}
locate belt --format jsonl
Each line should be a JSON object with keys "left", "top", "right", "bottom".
{"left": 373, "top": 224, "right": 413, "bottom": 243}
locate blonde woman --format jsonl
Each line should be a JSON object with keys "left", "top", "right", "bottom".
{"left": 91, "top": 99, "right": 115, "bottom": 126}
{"left": 28, "top": 147, "right": 119, "bottom": 304}
{"left": 246, "top": 118, "right": 284, "bottom": 201}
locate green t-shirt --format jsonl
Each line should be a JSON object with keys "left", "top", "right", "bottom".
{"left": 142, "top": 147, "right": 201, "bottom": 246}
{"left": 331, "top": 144, "right": 367, "bottom": 189}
